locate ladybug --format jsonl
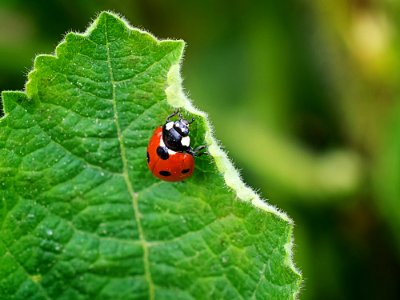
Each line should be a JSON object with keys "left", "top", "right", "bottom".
{"left": 147, "top": 110, "right": 207, "bottom": 182}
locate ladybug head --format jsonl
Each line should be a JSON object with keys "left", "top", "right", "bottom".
{"left": 173, "top": 118, "right": 193, "bottom": 137}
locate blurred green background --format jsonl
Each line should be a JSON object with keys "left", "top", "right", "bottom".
{"left": 1, "top": 0, "right": 400, "bottom": 299}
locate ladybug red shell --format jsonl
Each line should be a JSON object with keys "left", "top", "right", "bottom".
{"left": 147, "top": 127, "right": 194, "bottom": 181}
{"left": 146, "top": 110, "right": 207, "bottom": 182}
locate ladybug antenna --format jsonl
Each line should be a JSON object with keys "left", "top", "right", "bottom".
{"left": 166, "top": 109, "right": 180, "bottom": 122}
{"left": 178, "top": 112, "right": 183, "bottom": 120}
{"left": 188, "top": 117, "right": 195, "bottom": 124}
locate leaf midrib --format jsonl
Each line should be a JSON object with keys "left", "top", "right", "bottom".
{"left": 104, "top": 18, "right": 155, "bottom": 300}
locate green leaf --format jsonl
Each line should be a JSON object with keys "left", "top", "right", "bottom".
{"left": 0, "top": 11, "right": 301, "bottom": 299}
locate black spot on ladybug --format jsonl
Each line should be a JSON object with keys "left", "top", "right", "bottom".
{"left": 156, "top": 146, "right": 169, "bottom": 160}
{"left": 146, "top": 151, "right": 150, "bottom": 163}
{"left": 159, "top": 170, "right": 171, "bottom": 177}
{"left": 181, "top": 168, "right": 190, "bottom": 174}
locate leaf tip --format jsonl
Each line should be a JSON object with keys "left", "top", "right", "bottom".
{"left": 89, "top": 10, "right": 123, "bottom": 31}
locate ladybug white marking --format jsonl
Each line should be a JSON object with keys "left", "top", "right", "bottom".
{"left": 181, "top": 136, "right": 190, "bottom": 147}
{"left": 168, "top": 149, "right": 177, "bottom": 155}
{"left": 165, "top": 122, "right": 174, "bottom": 130}
{"left": 159, "top": 137, "right": 166, "bottom": 147}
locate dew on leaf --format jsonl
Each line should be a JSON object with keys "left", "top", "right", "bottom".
{"left": 221, "top": 256, "right": 229, "bottom": 265}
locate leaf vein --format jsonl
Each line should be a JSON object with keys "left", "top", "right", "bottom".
{"left": 104, "top": 17, "right": 155, "bottom": 300}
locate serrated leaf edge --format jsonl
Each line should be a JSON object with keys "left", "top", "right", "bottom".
{"left": 165, "top": 59, "right": 303, "bottom": 295}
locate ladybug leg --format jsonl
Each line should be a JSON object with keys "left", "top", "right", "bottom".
{"left": 166, "top": 110, "right": 179, "bottom": 122}
{"left": 189, "top": 145, "right": 208, "bottom": 157}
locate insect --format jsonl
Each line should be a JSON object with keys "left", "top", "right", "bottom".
{"left": 147, "top": 110, "right": 207, "bottom": 182}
